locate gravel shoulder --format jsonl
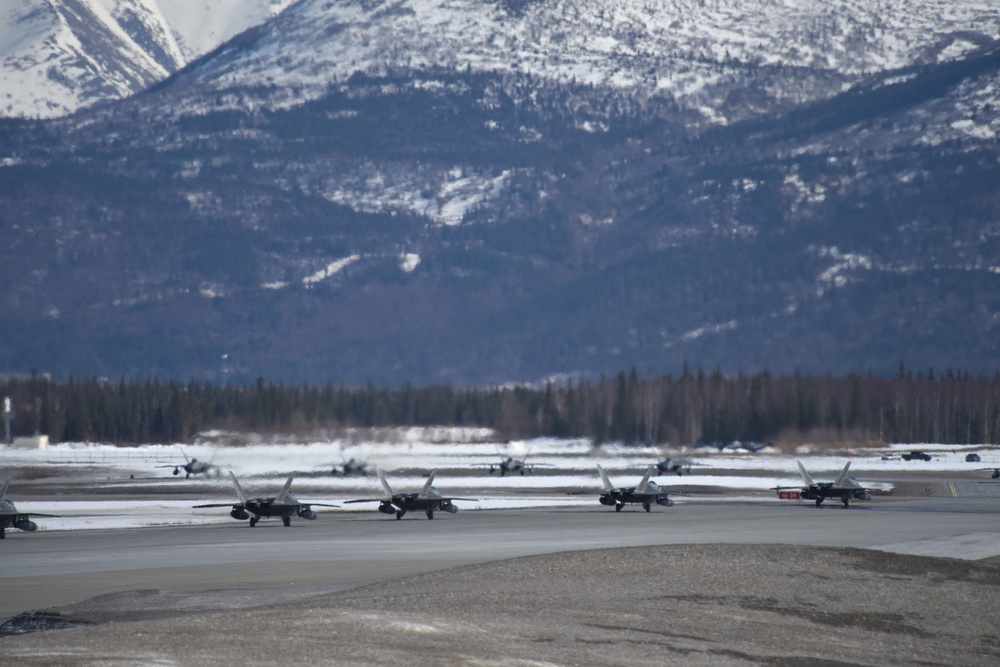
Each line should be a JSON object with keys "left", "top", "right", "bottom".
{"left": 4, "top": 544, "right": 999, "bottom": 667}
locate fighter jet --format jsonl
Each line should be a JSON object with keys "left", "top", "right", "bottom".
{"left": 654, "top": 457, "right": 700, "bottom": 476}
{"left": 194, "top": 472, "right": 338, "bottom": 527}
{"left": 1, "top": 479, "right": 58, "bottom": 539}
{"left": 781, "top": 461, "right": 872, "bottom": 508}
{"left": 345, "top": 470, "right": 475, "bottom": 519}
{"left": 485, "top": 446, "right": 547, "bottom": 477}
{"left": 156, "top": 448, "right": 220, "bottom": 478}
{"left": 597, "top": 465, "right": 674, "bottom": 513}
{"left": 333, "top": 457, "right": 369, "bottom": 477}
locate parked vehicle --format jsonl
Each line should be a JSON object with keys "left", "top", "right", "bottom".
{"left": 902, "top": 450, "right": 932, "bottom": 461}
{"left": 966, "top": 453, "right": 982, "bottom": 462}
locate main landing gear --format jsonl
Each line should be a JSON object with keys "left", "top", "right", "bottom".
{"left": 643, "top": 503, "right": 651, "bottom": 513}
{"left": 615, "top": 503, "right": 624, "bottom": 512}
{"left": 249, "top": 517, "right": 258, "bottom": 527}
{"left": 395, "top": 510, "right": 406, "bottom": 520}
{"left": 425, "top": 510, "right": 434, "bottom": 519}
{"left": 282, "top": 516, "right": 291, "bottom": 527}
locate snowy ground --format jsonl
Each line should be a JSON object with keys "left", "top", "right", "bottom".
{"left": 3, "top": 427, "right": 997, "bottom": 532}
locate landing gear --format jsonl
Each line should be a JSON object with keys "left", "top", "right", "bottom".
{"left": 395, "top": 510, "right": 406, "bottom": 520}
{"left": 815, "top": 498, "right": 823, "bottom": 507}
{"left": 282, "top": 516, "right": 291, "bottom": 527}
{"left": 615, "top": 503, "right": 623, "bottom": 512}
{"left": 643, "top": 503, "right": 651, "bottom": 513}
{"left": 426, "top": 510, "right": 434, "bottom": 520}
{"left": 249, "top": 517, "right": 258, "bottom": 527}
{"left": 842, "top": 497, "right": 850, "bottom": 508}
{"left": 0, "top": 527, "right": 5, "bottom": 539}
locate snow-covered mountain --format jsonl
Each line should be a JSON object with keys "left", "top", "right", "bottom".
{"left": 0, "top": 0, "right": 294, "bottom": 118}
{"left": 180, "top": 0, "right": 999, "bottom": 122}
{"left": 1, "top": 0, "right": 999, "bottom": 385}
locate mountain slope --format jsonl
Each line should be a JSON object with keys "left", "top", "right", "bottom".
{"left": 0, "top": 0, "right": 998, "bottom": 384}
{"left": 0, "top": 0, "right": 294, "bottom": 118}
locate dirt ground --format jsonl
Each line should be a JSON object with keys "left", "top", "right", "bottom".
{"left": 3, "top": 543, "right": 999, "bottom": 667}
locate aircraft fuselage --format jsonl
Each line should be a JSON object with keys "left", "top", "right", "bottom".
{"left": 599, "top": 488, "right": 674, "bottom": 512}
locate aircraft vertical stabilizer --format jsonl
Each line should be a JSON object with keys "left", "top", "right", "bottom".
{"left": 636, "top": 466, "right": 655, "bottom": 493}
{"left": 229, "top": 471, "right": 250, "bottom": 504}
{"left": 421, "top": 470, "right": 438, "bottom": 494}
{"left": 833, "top": 462, "right": 852, "bottom": 488}
{"left": 376, "top": 469, "right": 395, "bottom": 498}
{"left": 0, "top": 479, "right": 8, "bottom": 503}
{"left": 596, "top": 465, "right": 615, "bottom": 492}
{"left": 796, "top": 461, "right": 816, "bottom": 487}
{"left": 276, "top": 475, "right": 295, "bottom": 503}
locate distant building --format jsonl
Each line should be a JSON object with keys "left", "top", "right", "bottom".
{"left": 10, "top": 435, "right": 48, "bottom": 449}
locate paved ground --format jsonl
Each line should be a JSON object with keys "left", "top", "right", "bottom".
{"left": 2, "top": 496, "right": 1000, "bottom": 666}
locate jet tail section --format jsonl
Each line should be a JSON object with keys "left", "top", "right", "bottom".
{"left": 596, "top": 465, "right": 615, "bottom": 492}
{"left": 833, "top": 461, "right": 852, "bottom": 488}
{"left": 422, "top": 470, "right": 438, "bottom": 494}
{"left": 229, "top": 471, "right": 250, "bottom": 504}
{"left": 796, "top": 461, "right": 815, "bottom": 487}
{"left": 376, "top": 469, "right": 395, "bottom": 498}
{"left": 0, "top": 478, "right": 8, "bottom": 503}
{"left": 276, "top": 475, "right": 295, "bottom": 503}
{"left": 636, "top": 465, "right": 654, "bottom": 493}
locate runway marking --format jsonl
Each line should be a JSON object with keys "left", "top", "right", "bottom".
{"left": 949, "top": 482, "right": 958, "bottom": 498}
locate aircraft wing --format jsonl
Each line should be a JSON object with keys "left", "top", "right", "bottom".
{"left": 0, "top": 509, "right": 61, "bottom": 517}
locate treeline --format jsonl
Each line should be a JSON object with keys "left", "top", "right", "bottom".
{"left": 2, "top": 365, "right": 999, "bottom": 446}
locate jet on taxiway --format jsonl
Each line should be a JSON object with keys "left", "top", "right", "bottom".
{"left": 1, "top": 479, "right": 58, "bottom": 539}
{"left": 194, "top": 472, "right": 338, "bottom": 527}
{"left": 345, "top": 470, "right": 475, "bottom": 519}
{"left": 156, "top": 448, "right": 220, "bottom": 478}
{"left": 781, "top": 461, "right": 872, "bottom": 508}
{"left": 484, "top": 445, "right": 550, "bottom": 477}
{"left": 597, "top": 465, "right": 674, "bottom": 512}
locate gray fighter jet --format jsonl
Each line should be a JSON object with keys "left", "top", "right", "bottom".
{"left": 333, "top": 457, "right": 369, "bottom": 477}
{"left": 157, "top": 448, "right": 220, "bottom": 478}
{"left": 1, "top": 479, "right": 58, "bottom": 539}
{"left": 486, "top": 446, "right": 550, "bottom": 476}
{"left": 194, "top": 472, "right": 338, "bottom": 527}
{"left": 345, "top": 470, "right": 475, "bottom": 519}
{"left": 782, "top": 461, "right": 872, "bottom": 508}
{"left": 597, "top": 465, "right": 674, "bottom": 512}
{"left": 654, "top": 457, "right": 701, "bottom": 476}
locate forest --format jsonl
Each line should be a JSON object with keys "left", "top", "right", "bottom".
{"left": 2, "top": 364, "right": 998, "bottom": 448}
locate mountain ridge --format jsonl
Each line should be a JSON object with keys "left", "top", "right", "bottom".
{"left": 1, "top": 0, "right": 998, "bottom": 384}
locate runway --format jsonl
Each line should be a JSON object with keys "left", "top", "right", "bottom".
{"left": 4, "top": 496, "right": 999, "bottom": 619}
